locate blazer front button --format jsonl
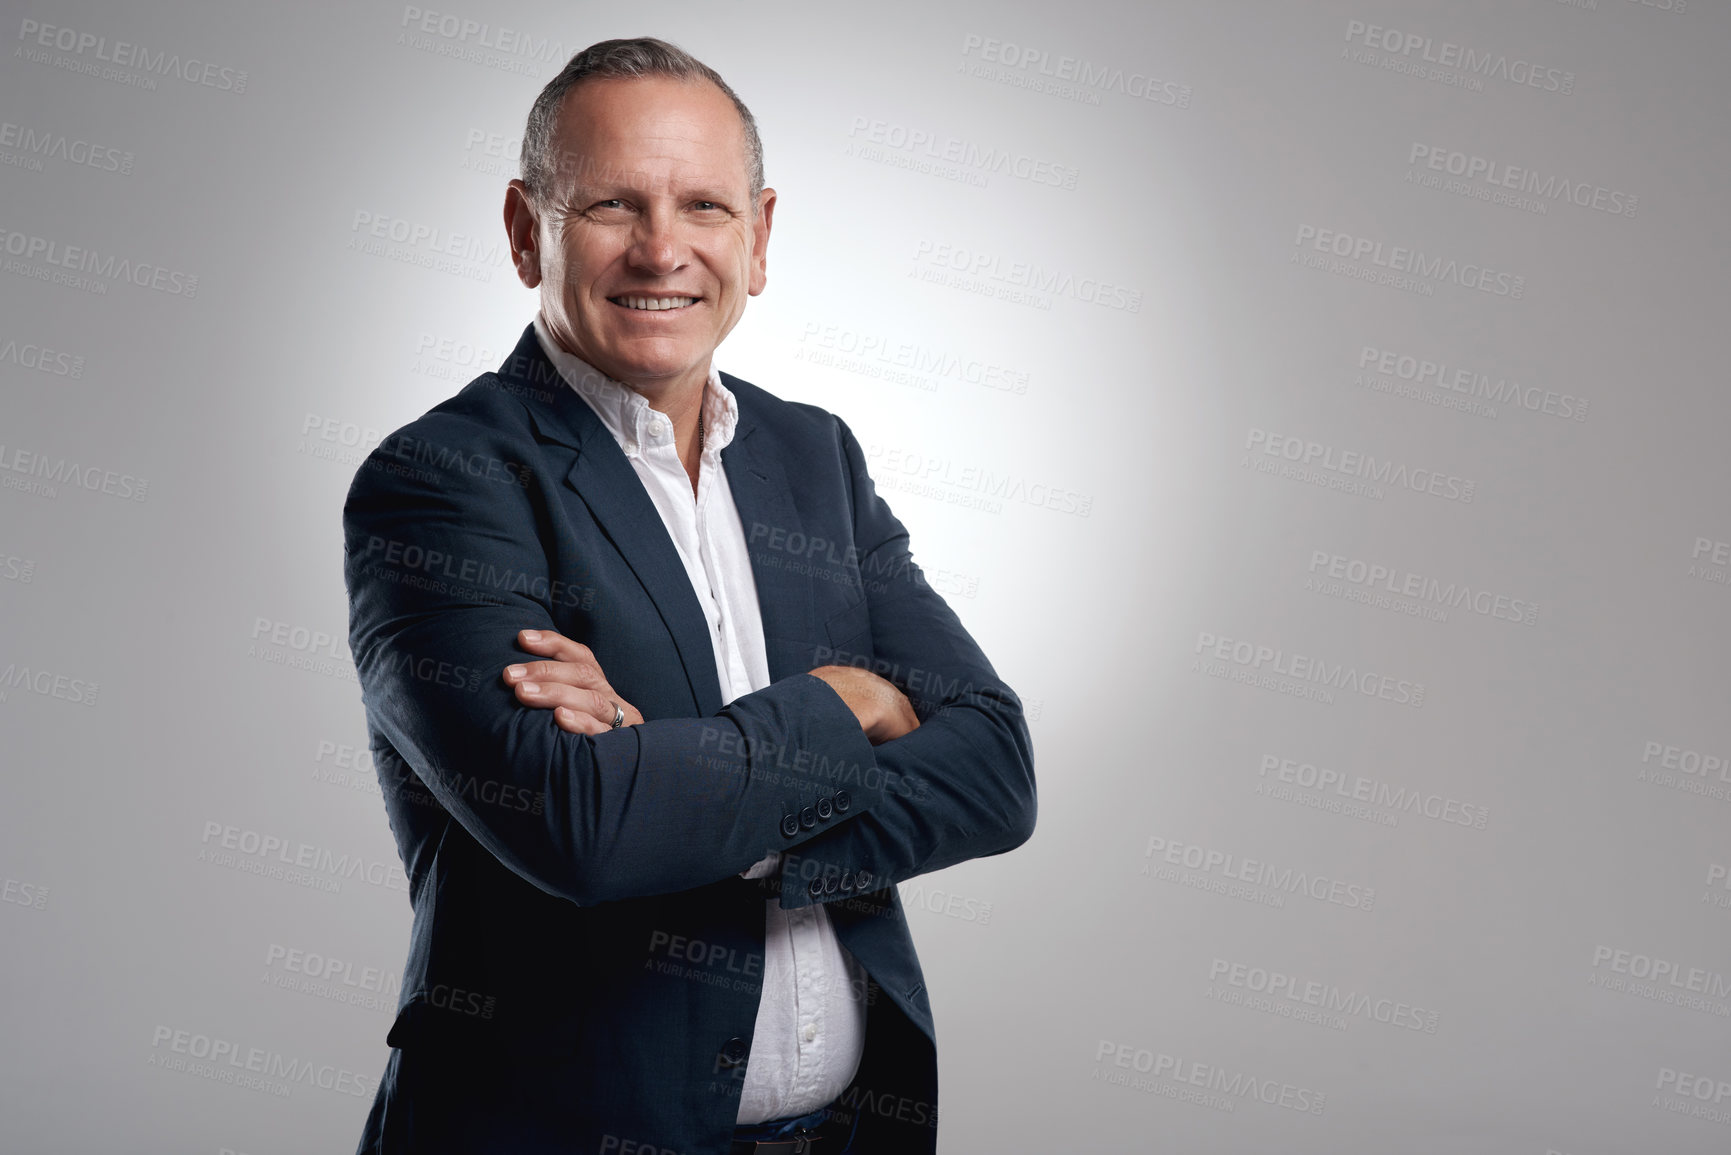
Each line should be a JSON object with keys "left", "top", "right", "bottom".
{"left": 833, "top": 790, "right": 851, "bottom": 812}
{"left": 718, "top": 1037, "right": 748, "bottom": 1068}
{"left": 815, "top": 796, "right": 833, "bottom": 820}
{"left": 799, "top": 806, "right": 817, "bottom": 829}
{"left": 780, "top": 814, "right": 800, "bottom": 839}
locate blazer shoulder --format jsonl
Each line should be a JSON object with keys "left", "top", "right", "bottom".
{"left": 412, "top": 372, "right": 541, "bottom": 441}
{"left": 720, "top": 370, "right": 854, "bottom": 451}
{"left": 343, "top": 372, "right": 539, "bottom": 506}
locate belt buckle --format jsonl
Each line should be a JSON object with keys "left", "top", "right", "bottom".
{"left": 734, "top": 1123, "right": 824, "bottom": 1154}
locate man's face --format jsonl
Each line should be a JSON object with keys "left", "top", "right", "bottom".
{"left": 508, "top": 75, "right": 774, "bottom": 399}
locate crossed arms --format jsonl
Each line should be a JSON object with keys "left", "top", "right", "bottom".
{"left": 342, "top": 402, "right": 1035, "bottom": 910}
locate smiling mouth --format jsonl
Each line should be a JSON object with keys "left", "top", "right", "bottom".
{"left": 609, "top": 295, "right": 698, "bottom": 311}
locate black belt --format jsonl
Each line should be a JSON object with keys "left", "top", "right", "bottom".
{"left": 730, "top": 1113, "right": 849, "bottom": 1154}
{"left": 729, "top": 1134, "right": 828, "bottom": 1155}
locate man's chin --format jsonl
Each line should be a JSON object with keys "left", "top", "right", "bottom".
{"left": 589, "top": 348, "right": 706, "bottom": 394}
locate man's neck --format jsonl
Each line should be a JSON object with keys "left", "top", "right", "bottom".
{"left": 536, "top": 314, "right": 710, "bottom": 486}
{"left": 654, "top": 380, "right": 705, "bottom": 497}
{"left": 609, "top": 373, "right": 706, "bottom": 498}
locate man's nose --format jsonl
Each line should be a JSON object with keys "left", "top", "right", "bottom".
{"left": 626, "top": 211, "right": 684, "bottom": 276}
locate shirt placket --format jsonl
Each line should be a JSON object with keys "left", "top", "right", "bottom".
{"left": 788, "top": 906, "right": 826, "bottom": 1100}
{"left": 641, "top": 417, "right": 721, "bottom": 666}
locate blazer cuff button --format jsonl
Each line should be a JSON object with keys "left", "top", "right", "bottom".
{"left": 780, "top": 814, "right": 800, "bottom": 839}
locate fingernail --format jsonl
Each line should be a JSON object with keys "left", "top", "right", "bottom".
{"left": 506, "top": 665, "right": 526, "bottom": 677}
{"left": 521, "top": 681, "right": 540, "bottom": 693}
{"left": 522, "top": 629, "right": 541, "bottom": 641}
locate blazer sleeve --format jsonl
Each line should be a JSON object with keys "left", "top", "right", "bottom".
{"left": 342, "top": 407, "right": 880, "bottom": 907}
{"left": 774, "top": 417, "right": 1038, "bottom": 910}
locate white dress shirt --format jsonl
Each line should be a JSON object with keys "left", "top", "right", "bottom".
{"left": 532, "top": 316, "right": 868, "bottom": 1124}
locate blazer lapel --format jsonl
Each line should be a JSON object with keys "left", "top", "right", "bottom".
{"left": 721, "top": 396, "right": 816, "bottom": 684}
{"left": 501, "top": 325, "right": 724, "bottom": 717}
{"left": 565, "top": 450, "right": 726, "bottom": 716}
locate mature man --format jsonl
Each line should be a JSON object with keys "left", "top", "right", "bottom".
{"left": 342, "top": 37, "right": 1035, "bottom": 1154}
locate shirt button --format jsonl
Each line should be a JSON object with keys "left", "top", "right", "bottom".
{"left": 802, "top": 1023, "right": 817, "bottom": 1044}
{"left": 649, "top": 420, "right": 667, "bottom": 438}
{"left": 718, "top": 1037, "right": 748, "bottom": 1067}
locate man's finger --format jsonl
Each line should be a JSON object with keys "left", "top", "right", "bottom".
{"left": 553, "top": 705, "right": 610, "bottom": 735}
{"left": 504, "top": 657, "right": 606, "bottom": 690}
{"left": 516, "top": 628, "right": 596, "bottom": 666}
{"left": 514, "top": 680, "right": 616, "bottom": 724}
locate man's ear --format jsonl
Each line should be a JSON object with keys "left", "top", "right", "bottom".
{"left": 748, "top": 186, "right": 776, "bottom": 297}
{"left": 504, "top": 179, "right": 542, "bottom": 289}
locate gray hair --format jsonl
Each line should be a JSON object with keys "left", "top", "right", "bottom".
{"left": 520, "top": 37, "right": 764, "bottom": 206}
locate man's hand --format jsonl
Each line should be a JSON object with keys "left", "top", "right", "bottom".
{"left": 808, "top": 665, "right": 920, "bottom": 745}
{"left": 503, "top": 629, "right": 644, "bottom": 735}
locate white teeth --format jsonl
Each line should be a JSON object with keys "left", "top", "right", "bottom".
{"left": 615, "top": 296, "right": 697, "bottom": 311}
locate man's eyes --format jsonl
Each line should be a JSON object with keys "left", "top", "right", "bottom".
{"left": 578, "top": 199, "right": 733, "bottom": 220}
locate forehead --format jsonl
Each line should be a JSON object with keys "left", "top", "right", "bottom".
{"left": 549, "top": 75, "right": 749, "bottom": 195}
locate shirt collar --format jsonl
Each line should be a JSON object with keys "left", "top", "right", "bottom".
{"left": 531, "top": 311, "right": 738, "bottom": 460}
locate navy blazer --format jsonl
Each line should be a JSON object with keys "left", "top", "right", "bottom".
{"left": 342, "top": 324, "right": 1036, "bottom": 1153}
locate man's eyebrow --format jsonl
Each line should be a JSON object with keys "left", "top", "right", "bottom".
{"left": 563, "top": 178, "right": 655, "bottom": 200}
{"left": 554, "top": 161, "right": 662, "bottom": 197}
{"left": 682, "top": 188, "right": 741, "bottom": 205}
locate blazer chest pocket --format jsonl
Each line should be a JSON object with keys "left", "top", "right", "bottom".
{"left": 824, "top": 599, "right": 873, "bottom": 659}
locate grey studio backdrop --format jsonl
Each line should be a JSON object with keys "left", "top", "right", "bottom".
{"left": 1, "top": 0, "right": 1726, "bottom": 1151}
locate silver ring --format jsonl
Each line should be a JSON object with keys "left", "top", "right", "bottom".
{"left": 609, "top": 702, "right": 625, "bottom": 729}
